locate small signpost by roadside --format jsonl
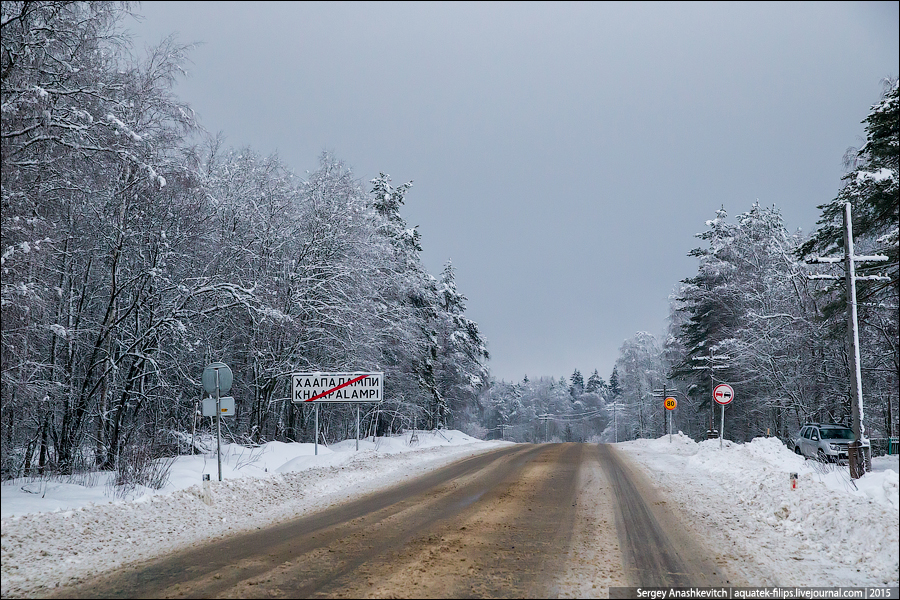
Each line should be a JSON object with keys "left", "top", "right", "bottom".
{"left": 652, "top": 384, "right": 680, "bottom": 443}
{"left": 202, "top": 362, "right": 233, "bottom": 482}
{"left": 713, "top": 383, "right": 734, "bottom": 449}
{"left": 664, "top": 397, "right": 677, "bottom": 443}
{"left": 292, "top": 372, "right": 384, "bottom": 454}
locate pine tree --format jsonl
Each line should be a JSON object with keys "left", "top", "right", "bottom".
{"left": 797, "top": 80, "right": 898, "bottom": 439}
{"left": 433, "top": 260, "right": 490, "bottom": 428}
{"left": 569, "top": 369, "right": 584, "bottom": 398}
{"left": 609, "top": 367, "right": 621, "bottom": 399}
{"left": 370, "top": 173, "right": 422, "bottom": 261}
{"left": 367, "top": 174, "right": 439, "bottom": 429}
{"left": 585, "top": 369, "right": 605, "bottom": 394}
{"left": 669, "top": 203, "right": 834, "bottom": 439}
{"left": 799, "top": 80, "right": 898, "bottom": 290}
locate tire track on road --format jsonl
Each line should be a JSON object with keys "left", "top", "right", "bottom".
{"left": 599, "top": 443, "right": 734, "bottom": 588}
{"left": 317, "top": 443, "right": 584, "bottom": 599}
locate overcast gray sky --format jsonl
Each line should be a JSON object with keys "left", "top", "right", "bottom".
{"left": 129, "top": 1, "right": 899, "bottom": 383}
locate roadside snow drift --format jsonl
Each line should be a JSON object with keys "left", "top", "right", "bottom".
{"left": 617, "top": 434, "right": 899, "bottom": 587}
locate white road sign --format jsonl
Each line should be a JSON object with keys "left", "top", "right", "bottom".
{"left": 292, "top": 372, "right": 383, "bottom": 403}
{"left": 202, "top": 396, "right": 235, "bottom": 416}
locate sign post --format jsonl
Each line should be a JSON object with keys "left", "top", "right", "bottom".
{"left": 202, "top": 362, "right": 233, "bottom": 481}
{"left": 664, "top": 397, "right": 677, "bottom": 443}
{"left": 292, "top": 372, "right": 384, "bottom": 455}
{"left": 713, "top": 383, "right": 734, "bottom": 449}
{"left": 652, "top": 384, "right": 680, "bottom": 443}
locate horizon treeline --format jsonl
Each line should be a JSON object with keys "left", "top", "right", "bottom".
{"left": 1, "top": 2, "right": 489, "bottom": 479}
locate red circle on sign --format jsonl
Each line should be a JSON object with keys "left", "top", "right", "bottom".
{"left": 665, "top": 397, "right": 677, "bottom": 410}
{"left": 713, "top": 383, "right": 734, "bottom": 405}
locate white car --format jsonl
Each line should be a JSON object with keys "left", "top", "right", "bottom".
{"left": 792, "top": 423, "right": 867, "bottom": 463}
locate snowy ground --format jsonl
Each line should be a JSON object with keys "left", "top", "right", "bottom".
{"left": 616, "top": 434, "right": 899, "bottom": 588}
{"left": 1, "top": 433, "right": 897, "bottom": 597}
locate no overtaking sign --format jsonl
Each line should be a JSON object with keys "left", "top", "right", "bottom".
{"left": 713, "top": 383, "right": 734, "bottom": 405}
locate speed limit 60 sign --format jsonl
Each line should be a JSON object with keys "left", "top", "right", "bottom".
{"left": 664, "top": 397, "right": 677, "bottom": 410}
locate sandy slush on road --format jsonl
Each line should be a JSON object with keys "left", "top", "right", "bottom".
{"left": 47, "top": 443, "right": 741, "bottom": 598}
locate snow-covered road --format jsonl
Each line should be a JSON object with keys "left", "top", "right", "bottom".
{"left": 1, "top": 431, "right": 897, "bottom": 597}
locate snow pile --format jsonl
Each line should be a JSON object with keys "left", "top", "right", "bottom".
{"left": 1, "top": 431, "right": 509, "bottom": 597}
{"left": 619, "top": 434, "right": 900, "bottom": 586}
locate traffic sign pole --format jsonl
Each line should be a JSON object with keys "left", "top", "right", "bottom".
{"left": 202, "top": 362, "right": 233, "bottom": 482}
{"left": 713, "top": 384, "right": 735, "bottom": 449}
{"left": 720, "top": 403, "right": 725, "bottom": 449}
{"left": 656, "top": 389, "right": 679, "bottom": 444}
{"left": 216, "top": 369, "right": 222, "bottom": 481}
{"left": 664, "top": 397, "right": 677, "bottom": 443}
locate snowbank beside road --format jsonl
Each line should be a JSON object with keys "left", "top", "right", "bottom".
{"left": 617, "top": 434, "right": 899, "bottom": 587}
{"left": 1, "top": 431, "right": 510, "bottom": 597}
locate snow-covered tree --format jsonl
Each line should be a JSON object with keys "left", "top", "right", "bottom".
{"left": 799, "top": 79, "right": 898, "bottom": 291}
{"left": 585, "top": 369, "right": 605, "bottom": 394}
{"left": 0, "top": 4, "right": 493, "bottom": 480}
{"left": 434, "top": 260, "right": 489, "bottom": 429}
{"left": 1, "top": 2, "right": 201, "bottom": 472}
{"left": 614, "top": 332, "right": 665, "bottom": 440}
{"left": 667, "top": 200, "right": 886, "bottom": 442}
{"left": 799, "top": 80, "right": 899, "bottom": 440}
{"left": 569, "top": 369, "right": 584, "bottom": 398}
{"left": 366, "top": 174, "right": 443, "bottom": 430}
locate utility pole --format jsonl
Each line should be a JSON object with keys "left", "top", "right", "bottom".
{"left": 652, "top": 384, "right": 684, "bottom": 443}
{"left": 807, "top": 202, "right": 889, "bottom": 478}
{"left": 692, "top": 348, "right": 729, "bottom": 439}
{"left": 651, "top": 383, "right": 670, "bottom": 438}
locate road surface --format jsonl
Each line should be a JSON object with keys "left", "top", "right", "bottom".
{"left": 51, "top": 443, "right": 739, "bottom": 598}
